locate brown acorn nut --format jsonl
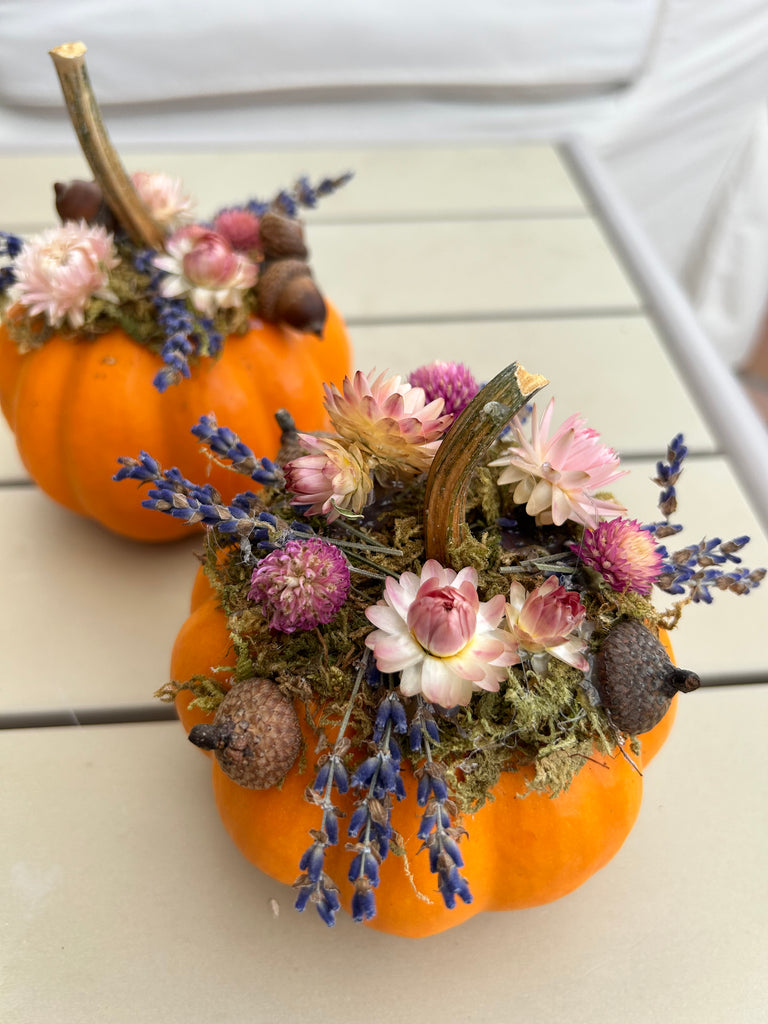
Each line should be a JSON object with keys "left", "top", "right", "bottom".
{"left": 259, "top": 211, "right": 308, "bottom": 260}
{"left": 596, "top": 619, "right": 700, "bottom": 734}
{"left": 256, "top": 258, "right": 327, "bottom": 336}
{"left": 188, "top": 678, "right": 301, "bottom": 789}
{"left": 53, "top": 179, "right": 117, "bottom": 231}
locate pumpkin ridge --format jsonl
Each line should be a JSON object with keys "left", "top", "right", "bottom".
{"left": 12, "top": 335, "right": 82, "bottom": 509}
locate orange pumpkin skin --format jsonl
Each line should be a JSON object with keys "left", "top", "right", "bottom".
{"left": 0, "top": 303, "right": 351, "bottom": 541}
{"left": 170, "top": 588, "right": 677, "bottom": 938}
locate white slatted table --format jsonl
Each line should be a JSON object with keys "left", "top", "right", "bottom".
{"left": 1, "top": 142, "right": 766, "bottom": 1023}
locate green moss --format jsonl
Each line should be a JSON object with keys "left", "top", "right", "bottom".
{"left": 155, "top": 674, "right": 229, "bottom": 713}
{"left": 177, "top": 470, "right": 662, "bottom": 814}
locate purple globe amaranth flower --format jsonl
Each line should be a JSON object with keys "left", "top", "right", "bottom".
{"left": 408, "top": 361, "right": 479, "bottom": 419}
{"left": 569, "top": 517, "right": 664, "bottom": 596}
{"left": 248, "top": 537, "right": 350, "bottom": 632}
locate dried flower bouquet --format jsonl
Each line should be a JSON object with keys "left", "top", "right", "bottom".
{"left": 117, "top": 361, "right": 764, "bottom": 936}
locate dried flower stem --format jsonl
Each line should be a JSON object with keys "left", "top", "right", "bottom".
{"left": 49, "top": 42, "right": 165, "bottom": 249}
{"left": 424, "top": 363, "right": 548, "bottom": 564}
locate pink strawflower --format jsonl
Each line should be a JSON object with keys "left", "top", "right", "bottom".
{"left": 11, "top": 221, "right": 120, "bottom": 329}
{"left": 504, "top": 576, "right": 589, "bottom": 673}
{"left": 568, "top": 517, "right": 663, "bottom": 595}
{"left": 323, "top": 369, "right": 453, "bottom": 479}
{"left": 364, "top": 559, "right": 516, "bottom": 707}
{"left": 284, "top": 434, "right": 374, "bottom": 523}
{"left": 131, "top": 171, "right": 195, "bottom": 230}
{"left": 408, "top": 361, "right": 479, "bottom": 418}
{"left": 248, "top": 537, "right": 350, "bottom": 632}
{"left": 490, "top": 398, "right": 627, "bottom": 528}
{"left": 154, "top": 226, "right": 257, "bottom": 317}
{"left": 213, "top": 209, "right": 262, "bottom": 253}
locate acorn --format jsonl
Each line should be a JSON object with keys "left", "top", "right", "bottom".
{"left": 53, "top": 179, "right": 117, "bottom": 231}
{"left": 256, "top": 258, "right": 327, "bottom": 335}
{"left": 595, "top": 619, "right": 700, "bottom": 734}
{"left": 259, "top": 211, "right": 308, "bottom": 260}
{"left": 188, "top": 677, "right": 301, "bottom": 789}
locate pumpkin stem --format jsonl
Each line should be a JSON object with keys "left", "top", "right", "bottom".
{"left": 423, "top": 363, "right": 548, "bottom": 565}
{"left": 48, "top": 42, "right": 165, "bottom": 249}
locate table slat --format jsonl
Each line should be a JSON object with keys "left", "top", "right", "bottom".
{"left": 2, "top": 687, "right": 766, "bottom": 1023}
{"left": 0, "top": 144, "right": 586, "bottom": 233}
{"left": 310, "top": 219, "right": 639, "bottom": 319}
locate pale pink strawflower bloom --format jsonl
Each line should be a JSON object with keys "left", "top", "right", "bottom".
{"left": 490, "top": 398, "right": 627, "bottom": 528}
{"left": 504, "top": 576, "right": 589, "bottom": 673}
{"left": 365, "top": 559, "right": 516, "bottom": 707}
{"left": 213, "top": 209, "right": 262, "bottom": 253}
{"left": 247, "top": 537, "right": 350, "bottom": 632}
{"left": 284, "top": 434, "right": 374, "bottom": 523}
{"left": 154, "top": 226, "right": 257, "bottom": 317}
{"left": 568, "top": 517, "right": 663, "bottom": 596}
{"left": 408, "top": 361, "right": 479, "bottom": 419}
{"left": 131, "top": 171, "right": 195, "bottom": 230}
{"left": 323, "top": 369, "right": 453, "bottom": 479}
{"left": 11, "top": 221, "right": 120, "bottom": 329}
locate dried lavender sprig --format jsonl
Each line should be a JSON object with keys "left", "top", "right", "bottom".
{"left": 114, "top": 453, "right": 263, "bottom": 536}
{"left": 272, "top": 173, "right": 354, "bottom": 217}
{"left": 191, "top": 414, "right": 285, "bottom": 487}
{"left": 346, "top": 682, "right": 407, "bottom": 922}
{"left": 132, "top": 249, "right": 222, "bottom": 391}
{"left": 413, "top": 698, "right": 472, "bottom": 910}
{"left": 152, "top": 295, "right": 198, "bottom": 392}
{"left": 140, "top": 486, "right": 259, "bottom": 534}
{"left": 655, "top": 534, "right": 764, "bottom": 601}
{"left": 250, "top": 511, "right": 321, "bottom": 553}
{"left": 293, "top": 655, "right": 368, "bottom": 927}
{"left": 0, "top": 230, "right": 22, "bottom": 293}
{"left": 114, "top": 452, "right": 217, "bottom": 501}
{"left": 652, "top": 432, "right": 688, "bottom": 519}
{"left": 226, "top": 172, "right": 353, "bottom": 222}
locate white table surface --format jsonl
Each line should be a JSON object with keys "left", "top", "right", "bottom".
{"left": 1, "top": 142, "right": 766, "bottom": 1023}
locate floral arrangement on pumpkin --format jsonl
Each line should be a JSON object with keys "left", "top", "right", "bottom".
{"left": 0, "top": 44, "right": 350, "bottom": 392}
{"left": 115, "top": 360, "right": 764, "bottom": 927}
{"left": 0, "top": 168, "right": 350, "bottom": 392}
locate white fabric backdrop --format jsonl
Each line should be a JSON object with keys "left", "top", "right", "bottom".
{"left": 1, "top": 0, "right": 767, "bottom": 365}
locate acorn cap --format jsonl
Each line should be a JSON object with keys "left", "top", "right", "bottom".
{"left": 259, "top": 211, "right": 308, "bottom": 260}
{"left": 256, "top": 258, "right": 327, "bottom": 336}
{"left": 595, "top": 619, "right": 700, "bottom": 734}
{"left": 188, "top": 677, "right": 301, "bottom": 789}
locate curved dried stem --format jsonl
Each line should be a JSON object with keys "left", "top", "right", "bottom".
{"left": 424, "top": 363, "right": 548, "bottom": 565}
{"left": 49, "top": 42, "right": 165, "bottom": 249}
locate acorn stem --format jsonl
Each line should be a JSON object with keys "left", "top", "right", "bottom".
{"left": 666, "top": 668, "right": 701, "bottom": 696}
{"left": 48, "top": 42, "right": 165, "bottom": 249}
{"left": 423, "top": 363, "right": 548, "bottom": 564}
{"left": 188, "top": 721, "right": 232, "bottom": 751}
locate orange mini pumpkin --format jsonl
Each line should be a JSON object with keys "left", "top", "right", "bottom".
{"left": 0, "top": 42, "right": 355, "bottom": 541}
{"left": 170, "top": 573, "right": 678, "bottom": 939}
{"left": 0, "top": 308, "right": 351, "bottom": 541}
{"left": 156, "top": 363, "right": 694, "bottom": 939}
